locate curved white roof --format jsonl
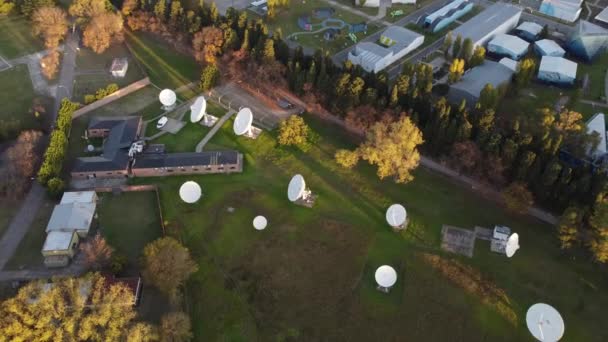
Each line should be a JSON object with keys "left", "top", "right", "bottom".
{"left": 179, "top": 181, "right": 202, "bottom": 203}
{"left": 526, "top": 303, "right": 565, "bottom": 341}
{"left": 253, "top": 216, "right": 267, "bottom": 230}
{"left": 159, "top": 89, "right": 176, "bottom": 106}
{"left": 233, "top": 108, "right": 253, "bottom": 136}
{"left": 190, "top": 96, "right": 207, "bottom": 123}
{"left": 488, "top": 34, "right": 530, "bottom": 56}
{"left": 386, "top": 204, "right": 407, "bottom": 227}
{"left": 287, "top": 174, "right": 306, "bottom": 202}
{"left": 539, "top": 56, "right": 577, "bottom": 79}
{"left": 375, "top": 265, "right": 397, "bottom": 287}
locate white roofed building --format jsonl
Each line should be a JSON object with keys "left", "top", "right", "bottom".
{"left": 60, "top": 191, "right": 98, "bottom": 204}
{"left": 46, "top": 202, "right": 96, "bottom": 237}
{"left": 516, "top": 21, "right": 544, "bottom": 41}
{"left": 491, "top": 225, "right": 511, "bottom": 253}
{"left": 538, "top": 56, "right": 577, "bottom": 85}
{"left": 499, "top": 57, "right": 518, "bottom": 71}
{"left": 586, "top": 113, "right": 608, "bottom": 158}
{"left": 487, "top": 34, "right": 530, "bottom": 60}
{"left": 539, "top": 0, "right": 582, "bottom": 23}
{"left": 348, "top": 26, "right": 424, "bottom": 73}
{"left": 451, "top": 3, "right": 522, "bottom": 49}
{"left": 534, "top": 39, "right": 566, "bottom": 57}
{"left": 596, "top": 7, "right": 608, "bottom": 25}
{"left": 110, "top": 58, "right": 129, "bottom": 78}
{"left": 42, "top": 231, "right": 79, "bottom": 268}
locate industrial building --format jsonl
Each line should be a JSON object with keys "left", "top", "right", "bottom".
{"left": 348, "top": 26, "right": 424, "bottom": 73}
{"left": 596, "top": 7, "right": 608, "bottom": 26}
{"left": 586, "top": 113, "right": 607, "bottom": 158}
{"left": 487, "top": 34, "right": 530, "bottom": 60}
{"left": 515, "top": 22, "right": 544, "bottom": 41}
{"left": 534, "top": 39, "right": 566, "bottom": 57}
{"left": 421, "top": 0, "right": 474, "bottom": 33}
{"left": 539, "top": 0, "right": 582, "bottom": 23}
{"left": 537, "top": 56, "right": 577, "bottom": 85}
{"left": 447, "top": 60, "right": 514, "bottom": 105}
{"left": 568, "top": 20, "right": 608, "bottom": 61}
{"left": 451, "top": 3, "right": 522, "bottom": 50}
{"left": 499, "top": 57, "right": 518, "bottom": 72}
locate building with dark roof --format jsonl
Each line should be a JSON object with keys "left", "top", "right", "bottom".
{"left": 447, "top": 60, "right": 514, "bottom": 105}
{"left": 71, "top": 116, "right": 243, "bottom": 180}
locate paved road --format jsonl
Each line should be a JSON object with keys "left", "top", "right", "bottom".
{"left": 0, "top": 184, "right": 45, "bottom": 271}
{"left": 53, "top": 32, "right": 79, "bottom": 117}
{"left": 195, "top": 110, "right": 236, "bottom": 152}
{"left": 320, "top": 0, "right": 392, "bottom": 25}
{"left": 387, "top": 39, "right": 444, "bottom": 79}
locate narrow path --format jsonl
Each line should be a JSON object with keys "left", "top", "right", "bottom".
{"left": 0, "top": 184, "right": 45, "bottom": 270}
{"left": 195, "top": 109, "right": 236, "bottom": 152}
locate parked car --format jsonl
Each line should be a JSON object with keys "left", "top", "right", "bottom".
{"left": 277, "top": 98, "right": 295, "bottom": 109}
{"left": 156, "top": 116, "right": 168, "bottom": 129}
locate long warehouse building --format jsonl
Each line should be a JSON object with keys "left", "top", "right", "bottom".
{"left": 451, "top": 3, "right": 522, "bottom": 49}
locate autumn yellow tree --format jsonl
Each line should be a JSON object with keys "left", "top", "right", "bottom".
{"left": 143, "top": 237, "right": 198, "bottom": 303}
{"left": 589, "top": 201, "right": 608, "bottom": 263}
{"left": 82, "top": 12, "right": 124, "bottom": 53}
{"left": 334, "top": 149, "right": 360, "bottom": 169}
{"left": 278, "top": 115, "right": 309, "bottom": 147}
{"left": 126, "top": 322, "right": 159, "bottom": 342}
{"left": 448, "top": 58, "right": 465, "bottom": 84}
{"left": 69, "top": 0, "right": 107, "bottom": 20}
{"left": 160, "top": 311, "right": 192, "bottom": 342}
{"left": 0, "top": 273, "right": 140, "bottom": 340}
{"left": 557, "top": 206, "right": 584, "bottom": 250}
{"left": 503, "top": 182, "right": 534, "bottom": 214}
{"left": 350, "top": 115, "right": 423, "bottom": 183}
{"left": 32, "top": 6, "right": 68, "bottom": 79}
{"left": 193, "top": 26, "right": 224, "bottom": 64}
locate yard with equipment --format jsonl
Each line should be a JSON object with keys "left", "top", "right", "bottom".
{"left": 131, "top": 113, "right": 608, "bottom": 341}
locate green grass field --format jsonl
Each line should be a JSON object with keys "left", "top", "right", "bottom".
{"left": 577, "top": 52, "right": 608, "bottom": 102}
{"left": 0, "top": 15, "right": 43, "bottom": 59}
{"left": 0, "top": 65, "right": 42, "bottom": 136}
{"left": 126, "top": 31, "right": 200, "bottom": 98}
{"left": 129, "top": 113, "right": 608, "bottom": 341}
{"left": 0, "top": 199, "right": 20, "bottom": 242}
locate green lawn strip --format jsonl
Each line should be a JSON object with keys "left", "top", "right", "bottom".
{"left": 152, "top": 122, "right": 211, "bottom": 152}
{"left": 0, "top": 15, "right": 43, "bottom": 59}
{"left": 126, "top": 31, "right": 200, "bottom": 91}
{"left": 83, "top": 85, "right": 164, "bottom": 118}
{"left": 577, "top": 52, "right": 608, "bottom": 102}
{"left": 128, "top": 111, "right": 608, "bottom": 340}
{"left": 0, "top": 199, "right": 20, "bottom": 239}
{"left": 5, "top": 198, "right": 55, "bottom": 270}
{"left": 97, "top": 191, "right": 163, "bottom": 270}
{"left": 334, "top": 0, "right": 379, "bottom": 16}
{"left": 0, "top": 65, "right": 41, "bottom": 132}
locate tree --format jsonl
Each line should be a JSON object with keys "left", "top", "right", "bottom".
{"left": 0, "top": 273, "right": 138, "bottom": 340}
{"left": 47, "top": 177, "right": 65, "bottom": 196}
{"left": 357, "top": 116, "right": 423, "bottom": 183}
{"left": 142, "top": 237, "right": 198, "bottom": 302}
{"left": 448, "top": 58, "right": 465, "bottom": 84}
{"left": 442, "top": 31, "right": 453, "bottom": 59}
{"left": 278, "top": 115, "right": 309, "bottom": 147}
{"left": 503, "top": 182, "right": 534, "bottom": 214}
{"left": 69, "top": 0, "right": 107, "bottom": 19}
{"left": 589, "top": 200, "right": 608, "bottom": 263}
{"left": 199, "top": 63, "right": 220, "bottom": 91}
{"left": 80, "top": 233, "right": 113, "bottom": 270}
{"left": 262, "top": 38, "right": 275, "bottom": 62}
{"left": 154, "top": 0, "right": 167, "bottom": 20}
{"left": 19, "top": 0, "right": 54, "bottom": 17}
{"left": 477, "top": 83, "right": 499, "bottom": 110}
{"left": 193, "top": 26, "right": 224, "bottom": 64}
{"left": 515, "top": 58, "right": 536, "bottom": 88}
{"left": 126, "top": 322, "right": 159, "bottom": 342}
{"left": 32, "top": 6, "right": 68, "bottom": 48}
{"left": 121, "top": 0, "right": 138, "bottom": 16}
{"left": 461, "top": 38, "right": 473, "bottom": 63}
{"left": 469, "top": 46, "right": 485, "bottom": 68}
{"left": 335, "top": 149, "right": 360, "bottom": 169}
{"left": 160, "top": 312, "right": 192, "bottom": 342}
{"left": 0, "top": 0, "right": 14, "bottom": 14}
{"left": 557, "top": 206, "right": 584, "bottom": 250}
{"left": 449, "top": 141, "right": 481, "bottom": 174}
{"left": 452, "top": 34, "right": 462, "bottom": 60}
{"left": 82, "top": 12, "right": 124, "bottom": 53}
{"left": 1, "top": 130, "right": 42, "bottom": 198}
{"left": 169, "top": 0, "right": 183, "bottom": 27}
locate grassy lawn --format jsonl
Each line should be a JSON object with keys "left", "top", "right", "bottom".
{"left": 385, "top": 0, "right": 434, "bottom": 23}
{"left": 97, "top": 191, "right": 163, "bottom": 272}
{"left": 126, "top": 31, "right": 200, "bottom": 98}
{"left": 577, "top": 52, "right": 608, "bottom": 102}
{"left": 333, "top": 0, "right": 379, "bottom": 16}
{"left": 0, "top": 15, "right": 43, "bottom": 59}
{"left": 5, "top": 198, "right": 55, "bottom": 270}
{"left": 151, "top": 122, "right": 210, "bottom": 152}
{"left": 130, "top": 113, "right": 608, "bottom": 341}
{"left": 83, "top": 85, "right": 164, "bottom": 119}
{"left": 0, "top": 199, "right": 20, "bottom": 240}
{"left": 72, "top": 43, "right": 148, "bottom": 103}
{"left": 0, "top": 65, "right": 43, "bottom": 136}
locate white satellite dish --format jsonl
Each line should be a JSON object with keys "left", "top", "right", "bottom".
{"left": 505, "top": 233, "right": 520, "bottom": 258}
{"left": 287, "top": 174, "right": 306, "bottom": 202}
{"left": 87, "top": 144, "right": 94, "bottom": 152}
{"left": 179, "top": 181, "right": 201, "bottom": 204}
{"left": 386, "top": 204, "right": 407, "bottom": 227}
{"left": 253, "top": 216, "right": 267, "bottom": 230}
{"left": 190, "top": 96, "right": 207, "bottom": 123}
{"left": 233, "top": 107, "right": 253, "bottom": 136}
{"left": 526, "top": 303, "right": 565, "bottom": 342}
{"left": 375, "top": 265, "right": 397, "bottom": 288}
{"left": 159, "top": 89, "right": 176, "bottom": 107}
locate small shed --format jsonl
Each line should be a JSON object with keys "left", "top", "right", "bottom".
{"left": 534, "top": 39, "right": 566, "bottom": 57}
{"left": 42, "top": 231, "right": 79, "bottom": 268}
{"left": 538, "top": 56, "right": 577, "bottom": 85}
{"left": 110, "top": 58, "right": 129, "bottom": 78}
{"left": 490, "top": 225, "right": 511, "bottom": 254}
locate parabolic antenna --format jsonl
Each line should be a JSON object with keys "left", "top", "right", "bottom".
{"left": 179, "top": 181, "right": 201, "bottom": 204}
{"left": 190, "top": 96, "right": 207, "bottom": 123}
{"left": 233, "top": 107, "right": 253, "bottom": 136}
{"left": 253, "top": 216, "right": 267, "bottom": 230}
{"left": 375, "top": 265, "right": 397, "bottom": 288}
{"left": 287, "top": 174, "right": 306, "bottom": 202}
{"left": 87, "top": 144, "right": 94, "bottom": 152}
{"left": 159, "top": 89, "right": 176, "bottom": 106}
{"left": 386, "top": 204, "right": 407, "bottom": 227}
{"left": 526, "top": 303, "right": 565, "bottom": 341}
{"left": 505, "top": 233, "right": 520, "bottom": 258}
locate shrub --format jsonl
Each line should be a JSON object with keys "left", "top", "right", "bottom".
{"left": 47, "top": 177, "right": 65, "bottom": 196}
{"left": 84, "top": 94, "right": 96, "bottom": 104}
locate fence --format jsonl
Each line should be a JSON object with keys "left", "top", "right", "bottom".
{"left": 72, "top": 77, "right": 151, "bottom": 118}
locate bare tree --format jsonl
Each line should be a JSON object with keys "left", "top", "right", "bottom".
{"left": 1, "top": 130, "right": 43, "bottom": 199}
{"left": 80, "top": 233, "right": 114, "bottom": 270}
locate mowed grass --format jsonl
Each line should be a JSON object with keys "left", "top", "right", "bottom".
{"left": 0, "top": 65, "right": 40, "bottom": 133}
{"left": 0, "top": 199, "right": 20, "bottom": 241}
{"left": 131, "top": 113, "right": 608, "bottom": 341}
{"left": 126, "top": 31, "right": 200, "bottom": 98}
{"left": 0, "top": 15, "right": 43, "bottom": 59}
{"left": 97, "top": 191, "right": 163, "bottom": 271}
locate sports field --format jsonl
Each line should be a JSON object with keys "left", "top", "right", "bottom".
{"left": 131, "top": 112, "right": 608, "bottom": 341}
